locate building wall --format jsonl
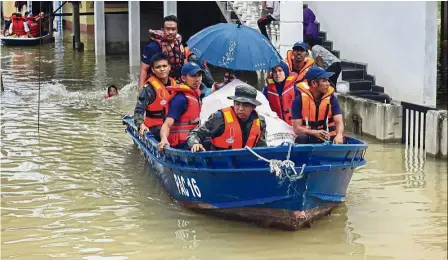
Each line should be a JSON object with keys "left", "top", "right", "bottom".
{"left": 306, "top": 1, "right": 438, "bottom": 107}
{"left": 2, "top": 1, "right": 29, "bottom": 17}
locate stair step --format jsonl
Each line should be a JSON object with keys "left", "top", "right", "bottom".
{"left": 331, "top": 50, "right": 340, "bottom": 59}
{"left": 322, "top": 41, "right": 333, "bottom": 51}
{"left": 372, "top": 85, "right": 384, "bottom": 93}
{"left": 341, "top": 60, "right": 367, "bottom": 70}
{"left": 342, "top": 68, "right": 365, "bottom": 80}
{"left": 347, "top": 79, "right": 372, "bottom": 91}
{"left": 319, "top": 31, "right": 326, "bottom": 38}
{"left": 364, "top": 74, "right": 376, "bottom": 85}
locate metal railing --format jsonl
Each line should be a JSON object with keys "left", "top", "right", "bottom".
{"left": 401, "top": 101, "right": 436, "bottom": 149}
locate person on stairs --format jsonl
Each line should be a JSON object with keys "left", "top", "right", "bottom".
{"left": 306, "top": 40, "right": 341, "bottom": 88}
{"left": 187, "top": 85, "right": 267, "bottom": 152}
{"left": 134, "top": 53, "right": 177, "bottom": 140}
{"left": 291, "top": 67, "right": 345, "bottom": 144}
{"left": 257, "top": 1, "right": 280, "bottom": 40}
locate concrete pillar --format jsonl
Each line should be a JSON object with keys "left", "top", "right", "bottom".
{"left": 163, "top": 1, "right": 177, "bottom": 17}
{"left": 27, "top": 1, "right": 32, "bottom": 14}
{"left": 279, "top": 1, "right": 303, "bottom": 58}
{"left": 94, "top": 1, "right": 106, "bottom": 56}
{"left": 128, "top": 1, "right": 141, "bottom": 68}
{"left": 72, "top": 2, "right": 83, "bottom": 51}
{"left": 53, "top": 1, "right": 63, "bottom": 37}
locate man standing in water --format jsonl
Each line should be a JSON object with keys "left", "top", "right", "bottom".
{"left": 139, "top": 15, "right": 185, "bottom": 92}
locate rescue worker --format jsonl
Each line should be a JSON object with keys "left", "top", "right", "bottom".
{"left": 9, "top": 13, "right": 32, "bottom": 38}
{"left": 285, "top": 41, "right": 314, "bottom": 82}
{"left": 184, "top": 44, "right": 214, "bottom": 97}
{"left": 134, "top": 53, "right": 177, "bottom": 139}
{"left": 26, "top": 16, "right": 40, "bottom": 37}
{"left": 139, "top": 15, "right": 185, "bottom": 92}
{"left": 158, "top": 62, "right": 203, "bottom": 151}
{"left": 188, "top": 85, "right": 267, "bottom": 152}
{"left": 262, "top": 61, "right": 299, "bottom": 125}
{"left": 291, "top": 67, "right": 344, "bottom": 144}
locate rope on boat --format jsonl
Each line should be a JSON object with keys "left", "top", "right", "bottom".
{"left": 245, "top": 143, "right": 305, "bottom": 181}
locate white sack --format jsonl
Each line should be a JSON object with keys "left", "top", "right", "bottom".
{"left": 200, "top": 79, "right": 296, "bottom": 146}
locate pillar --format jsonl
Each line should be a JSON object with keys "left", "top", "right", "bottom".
{"left": 163, "top": 1, "right": 177, "bottom": 17}
{"left": 72, "top": 2, "right": 83, "bottom": 51}
{"left": 94, "top": 1, "right": 106, "bottom": 56}
{"left": 279, "top": 1, "right": 303, "bottom": 58}
{"left": 52, "top": 1, "right": 63, "bottom": 37}
{"left": 128, "top": 1, "right": 140, "bottom": 68}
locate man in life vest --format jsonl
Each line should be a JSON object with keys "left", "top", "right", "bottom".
{"left": 188, "top": 85, "right": 267, "bottom": 152}
{"left": 157, "top": 62, "right": 203, "bottom": 151}
{"left": 9, "top": 13, "right": 32, "bottom": 38}
{"left": 184, "top": 44, "right": 214, "bottom": 97}
{"left": 139, "top": 15, "right": 185, "bottom": 92}
{"left": 26, "top": 16, "right": 40, "bottom": 37}
{"left": 291, "top": 67, "right": 344, "bottom": 144}
{"left": 285, "top": 41, "right": 314, "bottom": 82}
{"left": 134, "top": 53, "right": 177, "bottom": 139}
{"left": 262, "top": 61, "right": 299, "bottom": 125}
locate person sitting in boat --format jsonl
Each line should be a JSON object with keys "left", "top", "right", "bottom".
{"left": 187, "top": 85, "right": 267, "bottom": 152}
{"left": 26, "top": 16, "right": 40, "bottom": 37}
{"left": 104, "top": 85, "right": 118, "bottom": 99}
{"left": 291, "top": 67, "right": 344, "bottom": 144}
{"left": 184, "top": 45, "right": 214, "bottom": 98}
{"left": 9, "top": 13, "right": 32, "bottom": 38}
{"left": 211, "top": 69, "right": 239, "bottom": 93}
{"left": 134, "top": 53, "right": 177, "bottom": 139}
{"left": 157, "top": 62, "right": 203, "bottom": 152}
{"left": 285, "top": 42, "right": 314, "bottom": 82}
{"left": 262, "top": 61, "right": 299, "bottom": 126}
{"left": 2, "top": 15, "right": 12, "bottom": 36}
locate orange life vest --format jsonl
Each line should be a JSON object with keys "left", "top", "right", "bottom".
{"left": 285, "top": 50, "right": 315, "bottom": 82}
{"left": 297, "top": 82, "right": 336, "bottom": 136}
{"left": 144, "top": 76, "right": 177, "bottom": 128}
{"left": 166, "top": 84, "right": 202, "bottom": 147}
{"left": 211, "top": 107, "right": 261, "bottom": 150}
{"left": 12, "top": 16, "right": 26, "bottom": 36}
{"left": 26, "top": 18, "right": 39, "bottom": 37}
{"left": 154, "top": 39, "right": 185, "bottom": 79}
{"left": 265, "top": 72, "right": 299, "bottom": 125}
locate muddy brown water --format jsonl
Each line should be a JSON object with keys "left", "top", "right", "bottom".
{"left": 1, "top": 36, "right": 447, "bottom": 260}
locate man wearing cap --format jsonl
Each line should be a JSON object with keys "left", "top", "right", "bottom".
{"left": 158, "top": 62, "right": 203, "bottom": 152}
{"left": 291, "top": 67, "right": 344, "bottom": 144}
{"left": 285, "top": 41, "right": 315, "bottom": 82}
{"left": 187, "top": 85, "right": 267, "bottom": 152}
{"left": 134, "top": 52, "right": 177, "bottom": 139}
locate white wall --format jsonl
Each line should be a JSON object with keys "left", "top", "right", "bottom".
{"left": 306, "top": 1, "right": 438, "bottom": 107}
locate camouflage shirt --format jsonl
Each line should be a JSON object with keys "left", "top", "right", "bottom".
{"left": 187, "top": 108, "right": 267, "bottom": 150}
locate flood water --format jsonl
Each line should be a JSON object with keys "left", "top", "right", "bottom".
{"left": 1, "top": 36, "right": 447, "bottom": 260}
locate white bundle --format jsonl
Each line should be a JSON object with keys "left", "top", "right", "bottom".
{"left": 200, "top": 79, "right": 296, "bottom": 146}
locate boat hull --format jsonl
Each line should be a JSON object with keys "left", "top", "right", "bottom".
{"left": 1, "top": 34, "right": 55, "bottom": 46}
{"left": 123, "top": 116, "right": 367, "bottom": 230}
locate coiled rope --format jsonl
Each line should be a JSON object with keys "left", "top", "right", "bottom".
{"left": 245, "top": 142, "right": 306, "bottom": 181}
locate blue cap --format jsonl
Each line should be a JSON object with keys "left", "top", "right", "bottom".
{"left": 292, "top": 41, "right": 308, "bottom": 51}
{"left": 181, "top": 62, "right": 203, "bottom": 76}
{"left": 305, "top": 67, "right": 334, "bottom": 81}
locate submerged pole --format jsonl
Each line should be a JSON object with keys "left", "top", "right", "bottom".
{"left": 72, "top": 1, "right": 83, "bottom": 51}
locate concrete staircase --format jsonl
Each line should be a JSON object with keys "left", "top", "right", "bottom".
{"left": 215, "top": 1, "right": 385, "bottom": 95}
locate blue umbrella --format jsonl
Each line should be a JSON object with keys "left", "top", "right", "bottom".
{"left": 187, "top": 23, "right": 282, "bottom": 71}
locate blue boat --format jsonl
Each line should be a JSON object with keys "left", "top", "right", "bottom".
{"left": 1, "top": 34, "right": 55, "bottom": 46}
{"left": 122, "top": 115, "right": 367, "bottom": 230}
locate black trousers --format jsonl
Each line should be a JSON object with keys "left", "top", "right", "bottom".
{"left": 257, "top": 15, "right": 276, "bottom": 40}
{"left": 326, "top": 62, "right": 342, "bottom": 88}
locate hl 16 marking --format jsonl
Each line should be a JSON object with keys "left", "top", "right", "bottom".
{"left": 173, "top": 174, "right": 202, "bottom": 198}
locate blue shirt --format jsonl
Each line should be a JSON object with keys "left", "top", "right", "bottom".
{"left": 141, "top": 42, "right": 162, "bottom": 65}
{"left": 166, "top": 93, "right": 188, "bottom": 121}
{"left": 291, "top": 93, "right": 342, "bottom": 120}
